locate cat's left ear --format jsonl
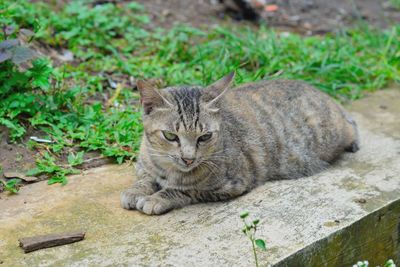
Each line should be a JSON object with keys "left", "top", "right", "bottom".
{"left": 202, "top": 72, "right": 235, "bottom": 107}
{"left": 137, "top": 80, "right": 172, "bottom": 115}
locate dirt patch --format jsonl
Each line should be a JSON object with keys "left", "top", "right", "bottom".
{"left": 0, "top": 126, "right": 113, "bottom": 187}
{"left": 134, "top": 0, "right": 222, "bottom": 29}
{"left": 0, "top": 127, "right": 39, "bottom": 178}
{"left": 136, "top": 0, "right": 400, "bottom": 33}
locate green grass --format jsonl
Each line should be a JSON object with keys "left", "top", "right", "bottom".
{"left": 390, "top": 0, "right": 400, "bottom": 9}
{"left": 0, "top": 0, "right": 399, "bottom": 184}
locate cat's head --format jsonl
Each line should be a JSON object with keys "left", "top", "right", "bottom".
{"left": 137, "top": 72, "right": 234, "bottom": 173}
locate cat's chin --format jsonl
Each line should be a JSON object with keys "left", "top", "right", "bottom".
{"left": 174, "top": 163, "right": 199, "bottom": 173}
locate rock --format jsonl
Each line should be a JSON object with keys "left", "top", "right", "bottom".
{"left": 3, "top": 172, "right": 38, "bottom": 182}
{"left": 19, "top": 29, "right": 34, "bottom": 38}
{"left": 354, "top": 198, "right": 367, "bottom": 204}
{"left": 161, "top": 9, "right": 171, "bottom": 17}
{"left": 59, "top": 50, "right": 74, "bottom": 62}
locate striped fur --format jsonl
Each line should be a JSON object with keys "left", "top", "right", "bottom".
{"left": 121, "top": 73, "right": 359, "bottom": 215}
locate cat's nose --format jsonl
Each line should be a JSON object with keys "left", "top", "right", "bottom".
{"left": 181, "top": 157, "right": 195, "bottom": 166}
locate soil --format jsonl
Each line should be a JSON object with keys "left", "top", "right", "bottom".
{"left": 1, "top": 0, "right": 399, "bottom": 186}
{"left": 136, "top": 0, "right": 400, "bottom": 34}
{"left": 0, "top": 126, "right": 113, "bottom": 186}
{"left": 0, "top": 127, "right": 37, "bottom": 178}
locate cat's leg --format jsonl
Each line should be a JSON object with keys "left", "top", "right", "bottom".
{"left": 343, "top": 111, "right": 360, "bottom": 153}
{"left": 120, "top": 176, "right": 160, "bottom": 210}
{"left": 345, "top": 141, "right": 360, "bottom": 153}
{"left": 136, "top": 181, "right": 248, "bottom": 215}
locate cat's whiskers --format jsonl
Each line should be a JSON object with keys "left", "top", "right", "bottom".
{"left": 147, "top": 148, "right": 169, "bottom": 154}
{"left": 147, "top": 148, "right": 177, "bottom": 160}
{"left": 205, "top": 160, "right": 221, "bottom": 170}
{"left": 201, "top": 160, "right": 220, "bottom": 177}
{"left": 207, "top": 150, "right": 230, "bottom": 162}
{"left": 148, "top": 153, "right": 169, "bottom": 158}
{"left": 208, "top": 155, "right": 229, "bottom": 161}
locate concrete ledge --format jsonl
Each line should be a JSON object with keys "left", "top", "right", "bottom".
{"left": 277, "top": 199, "right": 400, "bottom": 266}
{"left": 0, "top": 88, "right": 399, "bottom": 266}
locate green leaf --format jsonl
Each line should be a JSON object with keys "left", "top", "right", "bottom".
{"left": 28, "top": 59, "right": 53, "bottom": 90}
{"left": 67, "top": 151, "right": 84, "bottom": 166}
{"left": 240, "top": 211, "right": 249, "bottom": 219}
{"left": 67, "top": 153, "right": 75, "bottom": 166}
{"left": 69, "top": 168, "right": 80, "bottom": 175}
{"left": 0, "top": 118, "right": 25, "bottom": 139}
{"left": 384, "top": 259, "right": 395, "bottom": 267}
{"left": 47, "top": 175, "right": 68, "bottom": 185}
{"left": 127, "top": 2, "right": 144, "bottom": 11}
{"left": 26, "top": 168, "right": 43, "bottom": 176}
{"left": 253, "top": 219, "right": 260, "bottom": 225}
{"left": 2, "top": 178, "right": 21, "bottom": 194}
{"left": 116, "top": 156, "right": 124, "bottom": 164}
{"left": 255, "top": 239, "right": 266, "bottom": 251}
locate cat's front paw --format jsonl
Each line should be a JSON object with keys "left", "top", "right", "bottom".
{"left": 120, "top": 189, "right": 146, "bottom": 210}
{"left": 135, "top": 195, "right": 173, "bottom": 215}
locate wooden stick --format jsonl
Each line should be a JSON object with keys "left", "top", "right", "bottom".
{"left": 19, "top": 231, "right": 85, "bottom": 253}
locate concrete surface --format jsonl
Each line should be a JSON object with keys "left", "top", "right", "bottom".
{"left": 0, "top": 88, "right": 399, "bottom": 267}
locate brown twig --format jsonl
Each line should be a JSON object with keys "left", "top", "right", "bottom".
{"left": 19, "top": 231, "right": 86, "bottom": 253}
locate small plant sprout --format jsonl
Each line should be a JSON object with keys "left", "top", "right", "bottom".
{"left": 353, "top": 260, "right": 369, "bottom": 267}
{"left": 1, "top": 178, "right": 21, "bottom": 194}
{"left": 240, "top": 211, "right": 266, "bottom": 267}
{"left": 352, "top": 259, "right": 396, "bottom": 267}
{"left": 384, "top": 260, "right": 396, "bottom": 267}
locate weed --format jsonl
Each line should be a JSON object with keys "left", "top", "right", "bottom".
{"left": 390, "top": 0, "right": 400, "bottom": 9}
{"left": 384, "top": 260, "right": 396, "bottom": 267}
{"left": 26, "top": 152, "right": 80, "bottom": 185}
{"left": 353, "top": 259, "right": 396, "bottom": 267}
{"left": 0, "top": 21, "right": 52, "bottom": 139}
{"left": 1, "top": 178, "right": 21, "bottom": 194}
{"left": 67, "top": 151, "right": 85, "bottom": 167}
{"left": 240, "top": 211, "right": 267, "bottom": 267}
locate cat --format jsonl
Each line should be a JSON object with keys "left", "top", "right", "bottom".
{"left": 120, "top": 72, "right": 359, "bottom": 215}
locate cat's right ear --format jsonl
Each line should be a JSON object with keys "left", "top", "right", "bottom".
{"left": 203, "top": 72, "right": 235, "bottom": 106}
{"left": 137, "top": 80, "right": 172, "bottom": 115}
{"left": 202, "top": 72, "right": 235, "bottom": 109}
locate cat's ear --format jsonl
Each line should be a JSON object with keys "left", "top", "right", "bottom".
{"left": 137, "top": 80, "right": 172, "bottom": 115}
{"left": 202, "top": 72, "right": 235, "bottom": 107}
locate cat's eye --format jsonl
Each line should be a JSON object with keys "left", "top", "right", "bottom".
{"left": 198, "top": 132, "right": 212, "bottom": 143}
{"left": 162, "top": 131, "right": 179, "bottom": 142}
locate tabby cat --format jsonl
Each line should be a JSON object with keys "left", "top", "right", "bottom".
{"left": 120, "top": 73, "right": 359, "bottom": 215}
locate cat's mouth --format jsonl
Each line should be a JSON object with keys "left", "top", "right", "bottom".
{"left": 175, "top": 161, "right": 200, "bottom": 172}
